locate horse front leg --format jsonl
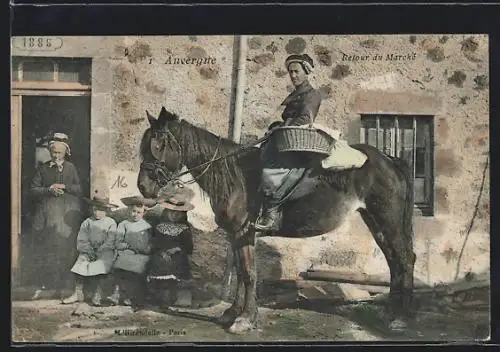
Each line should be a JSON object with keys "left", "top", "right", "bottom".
{"left": 217, "top": 247, "right": 245, "bottom": 328}
{"left": 228, "top": 229, "right": 258, "bottom": 334}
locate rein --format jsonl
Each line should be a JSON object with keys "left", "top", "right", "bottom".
{"left": 141, "top": 130, "right": 271, "bottom": 186}
{"left": 182, "top": 135, "right": 223, "bottom": 185}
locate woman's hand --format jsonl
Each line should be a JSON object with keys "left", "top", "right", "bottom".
{"left": 265, "top": 121, "right": 283, "bottom": 136}
{"left": 86, "top": 252, "right": 97, "bottom": 261}
{"left": 166, "top": 247, "right": 182, "bottom": 255}
{"left": 49, "top": 184, "right": 65, "bottom": 196}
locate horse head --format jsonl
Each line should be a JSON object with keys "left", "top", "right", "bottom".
{"left": 137, "top": 106, "right": 185, "bottom": 198}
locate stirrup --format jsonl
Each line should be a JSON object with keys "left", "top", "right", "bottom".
{"left": 254, "top": 208, "right": 281, "bottom": 232}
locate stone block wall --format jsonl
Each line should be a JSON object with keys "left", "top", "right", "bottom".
{"left": 12, "top": 34, "right": 490, "bottom": 287}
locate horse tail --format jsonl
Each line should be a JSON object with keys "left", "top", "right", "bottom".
{"left": 391, "top": 156, "right": 415, "bottom": 243}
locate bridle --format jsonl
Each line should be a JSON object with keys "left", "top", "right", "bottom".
{"left": 140, "top": 128, "right": 224, "bottom": 188}
{"left": 139, "top": 159, "right": 175, "bottom": 188}
{"left": 140, "top": 127, "right": 271, "bottom": 189}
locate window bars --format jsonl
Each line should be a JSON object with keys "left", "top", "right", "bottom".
{"left": 361, "top": 114, "right": 434, "bottom": 215}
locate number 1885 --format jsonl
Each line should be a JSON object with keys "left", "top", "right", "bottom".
{"left": 23, "top": 37, "right": 52, "bottom": 48}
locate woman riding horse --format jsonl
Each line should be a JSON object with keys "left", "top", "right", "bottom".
{"left": 255, "top": 54, "right": 322, "bottom": 232}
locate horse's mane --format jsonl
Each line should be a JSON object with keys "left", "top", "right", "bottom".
{"left": 140, "top": 117, "right": 261, "bottom": 213}
{"left": 176, "top": 119, "right": 259, "bottom": 211}
{"left": 139, "top": 128, "right": 153, "bottom": 162}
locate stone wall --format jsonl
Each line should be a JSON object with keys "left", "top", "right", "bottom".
{"left": 240, "top": 34, "right": 489, "bottom": 285}
{"left": 12, "top": 34, "right": 490, "bottom": 287}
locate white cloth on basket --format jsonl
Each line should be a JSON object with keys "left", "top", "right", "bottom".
{"left": 307, "top": 123, "right": 342, "bottom": 141}
{"left": 321, "top": 139, "right": 368, "bottom": 170}
{"left": 299, "top": 123, "right": 367, "bottom": 170}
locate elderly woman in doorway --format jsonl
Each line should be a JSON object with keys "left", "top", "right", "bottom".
{"left": 28, "top": 132, "right": 84, "bottom": 299}
{"left": 254, "top": 54, "right": 323, "bottom": 232}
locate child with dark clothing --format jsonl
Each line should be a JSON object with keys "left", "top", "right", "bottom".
{"left": 145, "top": 181, "right": 195, "bottom": 308}
{"left": 148, "top": 210, "right": 194, "bottom": 281}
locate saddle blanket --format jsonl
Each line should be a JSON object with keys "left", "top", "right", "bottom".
{"left": 321, "top": 139, "right": 368, "bottom": 170}
{"left": 308, "top": 123, "right": 368, "bottom": 171}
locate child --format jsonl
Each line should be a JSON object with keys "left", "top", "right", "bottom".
{"left": 146, "top": 181, "right": 195, "bottom": 308}
{"left": 62, "top": 196, "right": 118, "bottom": 306}
{"left": 105, "top": 196, "right": 155, "bottom": 310}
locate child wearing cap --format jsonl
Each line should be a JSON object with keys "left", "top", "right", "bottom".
{"left": 62, "top": 196, "right": 118, "bottom": 306}
{"left": 145, "top": 180, "right": 195, "bottom": 308}
{"left": 105, "top": 196, "right": 155, "bottom": 310}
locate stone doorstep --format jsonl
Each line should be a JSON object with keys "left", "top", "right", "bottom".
{"left": 12, "top": 287, "right": 75, "bottom": 301}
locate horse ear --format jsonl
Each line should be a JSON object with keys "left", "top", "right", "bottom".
{"left": 158, "top": 106, "right": 178, "bottom": 126}
{"left": 146, "top": 110, "right": 156, "bottom": 126}
{"left": 158, "top": 107, "right": 168, "bottom": 126}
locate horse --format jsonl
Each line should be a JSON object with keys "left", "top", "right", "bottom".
{"left": 137, "top": 106, "right": 416, "bottom": 334}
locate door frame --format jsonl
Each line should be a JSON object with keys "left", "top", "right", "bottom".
{"left": 11, "top": 94, "right": 22, "bottom": 284}
{"left": 10, "top": 88, "right": 91, "bottom": 286}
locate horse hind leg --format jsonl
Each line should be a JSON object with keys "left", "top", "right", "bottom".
{"left": 401, "top": 246, "right": 417, "bottom": 316}
{"left": 365, "top": 205, "right": 416, "bottom": 328}
{"left": 378, "top": 213, "right": 416, "bottom": 321}
{"left": 359, "top": 208, "right": 409, "bottom": 326}
{"left": 386, "top": 233, "right": 416, "bottom": 331}
{"left": 359, "top": 209, "right": 399, "bottom": 300}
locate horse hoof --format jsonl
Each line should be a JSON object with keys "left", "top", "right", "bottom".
{"left": 228, "top": 317, "right": 254, "bottom": 334}
{"left": 217, "top": 309, "right": 238, "bottom": 327}
{"left": 389, "top": 318, "right": 407, "bottom": 331}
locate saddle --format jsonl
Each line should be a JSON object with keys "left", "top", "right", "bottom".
{"left": 261, "top": 124, "right": 368, "bottom": 205}
{"left": 271, "top": 123, "right": 367, "bottom": 171}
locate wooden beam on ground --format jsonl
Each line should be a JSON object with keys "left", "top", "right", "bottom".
{"left": 413, "top": 279, "right": 489, "bottom": 296}
{"left": 300, "top": 269, "right": 430, "bottom": 288}
{"left": 259, "top": 274, "right": 489, "bottom": 306}
{"left": 301, "top": 270, "right": 392, "bottom": 287}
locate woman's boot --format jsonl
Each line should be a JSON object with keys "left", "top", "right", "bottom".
{"left": 254, "top": 201, "right": 282, "bottom": 232}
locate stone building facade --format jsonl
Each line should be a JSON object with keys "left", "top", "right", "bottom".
{"left": 11, "top": 35, "right": 489, "bottom": 287}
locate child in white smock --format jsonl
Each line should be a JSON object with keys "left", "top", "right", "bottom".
{"left": 62, "top": 196, "right": 118, "bottom": 306}
{"left": 105, "top": 196, "right": 155, "bottom": 310}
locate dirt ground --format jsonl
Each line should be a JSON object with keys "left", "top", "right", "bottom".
{"left": 12, "top": 291, "right": 490, "bottom": 343}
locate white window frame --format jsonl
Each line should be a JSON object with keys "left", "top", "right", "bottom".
{"left": 11, "top": 56, "right": 91, "bottom": 92}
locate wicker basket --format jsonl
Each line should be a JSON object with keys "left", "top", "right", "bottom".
{"left": 272, "top": 126, "right": 335, "bottom": 155}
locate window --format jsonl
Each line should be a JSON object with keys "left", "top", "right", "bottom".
{"left": 360, "top": 114, "right": 434, "bottom": 216}
{"left": 11, "top": 56, "right": 92, "bottom": 91}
